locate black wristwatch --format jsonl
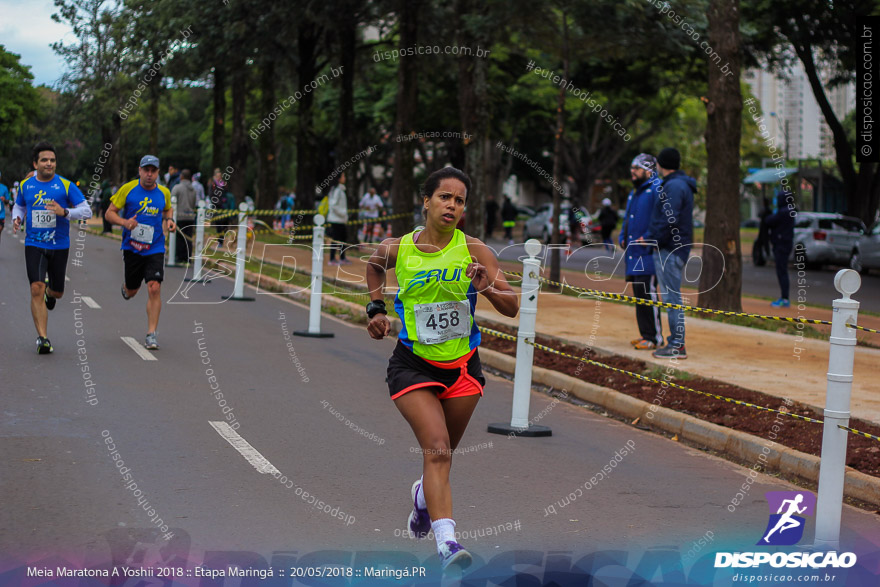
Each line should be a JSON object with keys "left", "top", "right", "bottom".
{"left": 63, "top": 208, "right": 70, "bottom": 218}
{"left": 366, "top": 299, "right": 387, "bottom": 319}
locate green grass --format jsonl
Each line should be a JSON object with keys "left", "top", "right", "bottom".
{"left": 702, "top": 312, "right": 828, "bottom": 340}
{"left": 204, "top": 253, "right": 371, "bottom": 308}
{"left": 643, "top": 364, "right": 695, "bottom": 381}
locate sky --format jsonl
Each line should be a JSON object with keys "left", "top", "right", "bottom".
{"left": 1, "top": 0, "right": 74, "bottom": 87}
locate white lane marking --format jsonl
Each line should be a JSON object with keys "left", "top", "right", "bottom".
{"left": 209, "top": 421, "right": 280, "bottom": 475}
{"left": 120, "top": 336, "right": 158, "bottom": 361}
{"left": 81, "top": 296, "right": 101, "bottom": 309}
{"left": 65, "top": 276, "right": 71, "bottom": 282}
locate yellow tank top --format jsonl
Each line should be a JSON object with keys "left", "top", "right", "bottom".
{"left": 393, "top": 229, "right": 480, "bottom": 361}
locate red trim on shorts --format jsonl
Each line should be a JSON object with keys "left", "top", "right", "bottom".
{"left": 439, "top": 369, "right": 483, "bottom": 399}
{"left": 421, "top": 347, "right": 476, "bottom": 369}
{"left": 391, "top": 381, "right": 443, "bottom": 401}
{"left": 391, "top": 357, "right": 484, "bottom": 401}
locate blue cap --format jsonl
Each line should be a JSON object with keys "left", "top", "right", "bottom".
{"left": 139, "top": 155, "right": 160, "bottom": 168}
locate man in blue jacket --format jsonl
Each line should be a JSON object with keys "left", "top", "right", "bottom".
{"left": 764, "top": 189, "right": 795, "bottom": 307}
{"left": 637, "top": 147, "right": 696, "bottom": 359}
{"left": 619, "top": 154, "right": 663, "bottom": 350}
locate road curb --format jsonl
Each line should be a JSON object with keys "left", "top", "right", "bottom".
{"left": 477, "top": 346, "right": 880, "bottom": 506}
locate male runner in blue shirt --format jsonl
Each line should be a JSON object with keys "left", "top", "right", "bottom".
{"left": 12, "top": 142, "right": 92, "bottom": 354}
{"left": 105, "top": 155, "right": 175, "bottom": 350}
{"left": 0, "top": 171, "right": 9, "bottom": 246}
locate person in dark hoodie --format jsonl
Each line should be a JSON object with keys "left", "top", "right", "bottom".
{"left": 637, "top": 147, "right": 696, "bottom": 359}
{"left": 620, "top": 153, "right": 664, "bottom": 350}
{"left": 764, "top": 189, "right": 796, "bottom": 308}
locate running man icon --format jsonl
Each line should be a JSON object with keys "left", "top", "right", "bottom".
{"left": 758, "top": 491, "right": 816, "bottom": 546}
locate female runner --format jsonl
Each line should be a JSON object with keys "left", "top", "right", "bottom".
{"left": 365, "top": 167, "right": 518, "bottom": 570}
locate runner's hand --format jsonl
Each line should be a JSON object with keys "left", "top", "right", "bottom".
{"left": 466, "top": 261, "right": 490, "bottom": 292}
{"left": 44, "top": 200, "right": 65, "bottom": 216}
{"left": 13, "top": 217, "right": 21, "bottom": 234}
{"left": 125, "top": 217, "right": 138, "bottom": 230}
{"left": 166, "top": 219, "right": 176, "bottom": 232}
{"left": 367, "top": 314, "right": 391, "bottom": 340}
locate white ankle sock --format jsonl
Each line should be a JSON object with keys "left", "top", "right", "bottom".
{"left": 416, "top": 476, "right": 426, "bottom": 509}
{"left": 432, "top": 518, "right": 456, "bottom": 548}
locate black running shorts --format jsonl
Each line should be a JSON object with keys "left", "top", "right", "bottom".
{"left": 123, "top": 250, "right": 165, "bottom": 290}
{"left": 25, "top": 246, "right": 69, "bottom": 293}
{"left": 386, "top": 340, "right": 485, "bottom": 400}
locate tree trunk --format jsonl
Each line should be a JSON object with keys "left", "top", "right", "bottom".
{"left": 228, "top": 65, "right": 248, "bottom": 203}
{"left": 699, "top": 0, "right": 742, "bottom": 312}
{"left": 339, "top": 8, "right": 357, "bottom": 162}
{"left": 457, "top": 0, "right": 490, "bottom": 240}
{"left": 790, "top": 21, "right": 858, "bottom": 202}
{"left": 257, "top": 62, "right": 277, "bottom": 211}
{"left": 853, "top": 163, "right": 880, "bottom": 225}
{"left": 391, "top": 0, "right": 420, "bottom": 237}
{"left": 297, "top": 22, "right": 319, "bottom": 209}
{"left": 148, "top": 80, "right": 160, "bottom": 156}
{"left": 109, "top": 112, "right": 124, "bottom": 187}
{"left": 212, "top": 67, "right": 226, "bottom": 173}
{"left": 549, "top": 12, "right": 569, "bottom": 283}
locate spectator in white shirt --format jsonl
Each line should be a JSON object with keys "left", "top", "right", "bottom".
{"left": 359, "top": 187, "right": 384, "bottom": 243}
{"left": 327, "top": 173, "right": 350, "bottom": 264}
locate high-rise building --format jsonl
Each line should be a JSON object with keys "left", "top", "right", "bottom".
{"left": 744, "top": 60, "right": 854, "bottom": 161}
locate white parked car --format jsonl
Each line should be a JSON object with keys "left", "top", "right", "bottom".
{"left": 791, "top": 212, "right": 866, "bottom": 271}
{"left": 858, "top": 222, "right": 880, "bottom": 273}
{"left": 522, "top": 203, "right": 594, "bottom": 245}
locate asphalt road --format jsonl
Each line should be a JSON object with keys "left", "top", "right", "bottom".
{"left": 1, "top": 231, "right": 879, "bottom": 584}
{"left": 488, "top": 238, "right": 880, "bottom": 314}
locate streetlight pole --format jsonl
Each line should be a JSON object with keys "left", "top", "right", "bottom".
{"left": 769, "top": 112, "right": 790, "bottom": 162}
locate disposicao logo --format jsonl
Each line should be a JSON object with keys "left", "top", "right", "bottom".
{"left": 759, "top": 490, "right": 815, "bottom": 546}
{"left": 714, "top": 491, "right": 857, "bottom": 569}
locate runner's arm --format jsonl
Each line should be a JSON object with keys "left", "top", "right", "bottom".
{"left": 105, "top": 204, "right": 136, "bottom": 230}
{"left": 12, "top": 203, "right": 26, "bottom": 224}
{"left": 366, "top": 237, "right": 398, "bottom": 300}
{"left": 365, "top": 238, "right": 398, "bottom": 340}
{"left": 163, "top": 207, "right": 176, "bottom": 232}
{"left": 66, "top": 200, "right": 92, "bottom": 220}
{"left": 466, "top": 236, "right": 519, "bottom": 318}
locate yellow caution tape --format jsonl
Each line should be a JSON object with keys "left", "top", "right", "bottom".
{"left": 249, "top": 208, "right": 319, "bottom": 216}
{"left": 478, "top": 325, "right": 880, "bottom": 441}
{"left": 500, "top": 271, "right": 878, "bottom": 335}
{"left": 346, "top": 211, "right": 411, "bottom": 226}
{"left": 838, "top": 425, "right": 880, "bottom": 442}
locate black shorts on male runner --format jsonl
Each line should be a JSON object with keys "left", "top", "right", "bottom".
{"left": 386, "top": 340, "right": 486, "bottom": 400}
{"left": 25, "top": 246, "right": 69, "bottom": 293}
{"left": 123, "top": 250, "right": 165, "bottom": 290}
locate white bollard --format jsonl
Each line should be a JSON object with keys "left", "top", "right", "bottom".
{"left": 294, "top": 214, "right": 334, "bottom": 338}
{"left": 167, "top": 195, "right": 178, "bottom": 267}
{"left": 813, "top": 269, "right": 862, "bottom": 551}
{"left": 224, "top": 202, "right": 255, "bottom": 301}
{"left": 187, "top": 201, "right": 207, "bottom": 282}
{"left": 488, "top": 239, "right": 550, "bottom": 437}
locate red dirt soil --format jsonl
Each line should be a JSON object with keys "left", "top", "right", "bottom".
{"left": 480, "top": 324, "right": 880, "bottom": 478}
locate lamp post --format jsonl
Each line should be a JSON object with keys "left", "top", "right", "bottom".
{"left": 769, "top": 112, "right": 790, "bottom": 162}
